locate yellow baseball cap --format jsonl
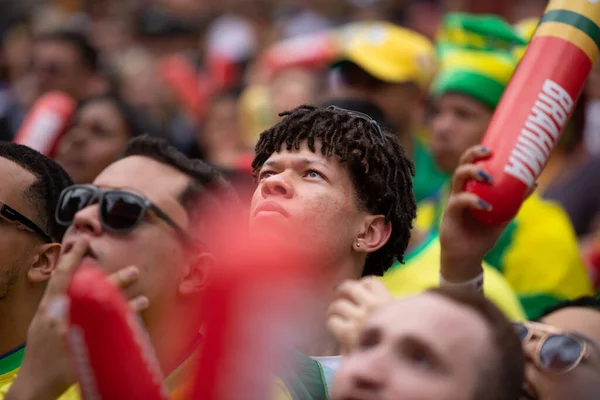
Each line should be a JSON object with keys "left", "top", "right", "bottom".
{"left": 335, "top": 21, "right": 436, "bottom": 89}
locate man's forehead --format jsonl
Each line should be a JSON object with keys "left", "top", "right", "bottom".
{"left": 542, "top": 308, "right": 600, "bottom": 345}
{"left": 94, "top": 156, "right": 189, "bottom": 200}
{"left": 0, "top": 156, "right": 37, "bottom": 205}
{"left": 263, "top": 143, "right": 339, "bottom": 167}
{"left": 370, "top": 295, "right": 490, "bottom": 348}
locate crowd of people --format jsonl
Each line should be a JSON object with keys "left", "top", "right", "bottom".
{"left": 0, "top": 0, "right": 599, "bottom": 399}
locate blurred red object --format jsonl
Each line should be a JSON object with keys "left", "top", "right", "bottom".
{"left": 158, "top": 54, "right": 239, "bottom": 123}
{"left": 67, "top": 263, "right": 168, "bottom": 400}
{"left": 235, "top": 152, "right": 255, "bottom": 175}
{"left": 157, "top": 55, "right": 209, "bottom": 120}
{"left": 582, "top": 240, "right": 600, "bottom": 289}
{"left": 190, "top": 212, "right": 317, "bottom": 400}
{"left": 259, "top": 31, "right": 340, "bottom": 78}
{"left": 13, "top": 92, "right": 76, "bottom": 157}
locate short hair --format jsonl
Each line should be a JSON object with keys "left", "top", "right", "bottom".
{"left": 0, "top": 143, "right": 74, "bottom": 242}
{"left": 37, "top": 30, "right": 99, "bottom": 72}
{"left": 252, "top": 105, "right": 417, "bottom": 276}
{"left": 540, "top": 295, "right": 600, "bottom": 319}
{"left": 427, "top": 287, "right": 525, "bottom": 400}
{"left": 75, "top": 93, "right": 155, "bottom": 138}
{"left": 122, "top": 135, "right": 237, "bottom": 222}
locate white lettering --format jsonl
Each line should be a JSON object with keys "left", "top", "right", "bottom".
{"left": 521, "top": 127, "right": 552, "bottom": 157}
{"left": 528, "top": 106, "right": 560, "bottom": 140}
{"left": 515, "top": 135, "right": 548, "bottom": 174}
{"left": 504, "top": 155, "right": 536, "bottom": 187}
{"left": 536, "top": 95, "right": 568, "bottom": 126}
{"left": 504, "top": 79, "right": 573, "bottom": 186}
{"left": 543, "top": 79, "right": 574, "bottom": 112}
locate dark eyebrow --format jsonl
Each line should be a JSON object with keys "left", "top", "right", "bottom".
{"left": 357, "top": 325, "right": 382, "bottom": 349}
{"left": 263, "top": 158, "right": 331, "bottom": 170}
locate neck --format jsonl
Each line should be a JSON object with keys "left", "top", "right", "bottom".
{"left": 296, "top": 256, "right": 362, "bottom": 358}
{"left": 145, "top": 306, "right": 202, "bottom": 378}
{"left": 0, "top": 289, "right": 43, "bottom": 356}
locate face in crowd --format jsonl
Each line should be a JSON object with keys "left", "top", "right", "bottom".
{"left": 332, "top": 288, "right": 524, "bottom": 400}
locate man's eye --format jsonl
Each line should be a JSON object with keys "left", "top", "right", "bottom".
{"left": 410, "top": 352, "right": 433, "bottom": 370}
{"left": 259, "top": 171, "right": 275, "bottom": 181}
{"left": 305, "top": 170, "right": 323, "bottom": 179}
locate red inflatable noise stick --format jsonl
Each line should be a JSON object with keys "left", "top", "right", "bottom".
{"left": 466, "top": 0, "right": 600, "bottom": 226}
{"left": 189, "top": 225, "right": 317, "bottom": 400}
{"left": 67, "top": 263, "right": 168, "bottom": 400}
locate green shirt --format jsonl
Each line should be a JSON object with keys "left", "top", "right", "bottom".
{"left": 412, "top": 137, "right": 449, "bottom": 203}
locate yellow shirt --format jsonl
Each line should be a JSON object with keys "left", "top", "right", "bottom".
{"left": 417, "top": 190, "right": 593, "bottom": 319}
{"left": 0, "top": 347, "right": 292, "bottom": 400}
{"left": 382, "top": 233, "right": 526, "bottom": 321}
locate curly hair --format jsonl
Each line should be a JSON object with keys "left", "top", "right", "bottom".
{"left": 252, "top": 105, "right": 416, "bottom": 276}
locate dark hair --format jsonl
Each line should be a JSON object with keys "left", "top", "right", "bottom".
{"left": 319, "top": 97, "right": 398, "bottom": 133}
{"left": 123, "top": 135, "right": 237, "bottom": 222}
{"left": 333, "top": 61, "right": 387, "bottom": 89}
{"left": 252, "top": 105, "right": 416, "bottom": 276}
{"left": 0, "top": 143, "right": 74, "bottom": 242}
{"left": 37, "top": 30, "right": 99, "bottom": 72}
{"left": 540, "top": 295, "right": 600, "bottom": 319}
{"left": 75, "top": 93, "right": 155, "bottom": 138}
{"left": 427, "top": 287, "right": 525, "bottom": 400}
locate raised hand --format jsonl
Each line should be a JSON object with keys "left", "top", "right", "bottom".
{"left": 440, "top": 145, "right": 535, "bottom": 283}
{"left": 327, "top": 277, "right": 393, "bottom": 355}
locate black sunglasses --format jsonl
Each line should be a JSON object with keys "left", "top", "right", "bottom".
{"left": 55, "top": 185, "right": 191, "bottom": 242}
{"left": 514, "top": 322, "right": 593, "bottom": 374}
{"left": 326, "top": 105, "right": 385, "bottom": 143}
{"left": 0, "top": 200, "right": 53, "bottom": 243}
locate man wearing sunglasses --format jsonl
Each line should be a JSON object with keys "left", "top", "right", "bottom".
{"left": 515, "top": 297, "right": 600, "bottom": 400}
{"left": 2, "top": 135, "right": 240, "bottom": 400}
{"left": 0, "top": 142, "right": 73, "bottom": 391}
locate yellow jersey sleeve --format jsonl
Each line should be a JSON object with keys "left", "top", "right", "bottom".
{"left": 496, "top": 194, "right": 593, "bottom": 319}
{"left": 382, "top": 234, "right": 526, "bottom": 321}
{"left": 0, "top": 370, "right": 80, "bottom": 400}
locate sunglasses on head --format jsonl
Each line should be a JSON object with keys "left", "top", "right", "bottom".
{"left": 514, "top": 322, "right": 594, "bottom": 374}
{"left": 0, "top": 200, "right": 53, "bottom": 243}
{"left": 55, "top": 185, "right": 190, "bottom": 242}
{"left": 326, "top": 105, "right": 385, "bottom": 143}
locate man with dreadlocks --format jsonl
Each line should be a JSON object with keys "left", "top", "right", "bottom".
{"left": 249, "top": 104, "right": 416, "bottom": 396}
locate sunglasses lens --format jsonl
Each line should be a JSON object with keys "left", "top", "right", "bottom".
{"left": 57, "top": 187, "right": 95, "bottom": 224}
{"left": 539, "top": 335, "right": 583, "bottom": 372}
{"left": 101, "top": 192, "right": 146, "bottom": 232}
{"left": 513, "top": 324, "right": 529, "bottom": 341}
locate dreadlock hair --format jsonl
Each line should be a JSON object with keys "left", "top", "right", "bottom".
{"left": 252, "top": 105, "right": 416, "bottom": 277}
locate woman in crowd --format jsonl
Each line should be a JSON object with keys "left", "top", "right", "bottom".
{"left": 53, "top": 93, "right": 151, "bottom": 184}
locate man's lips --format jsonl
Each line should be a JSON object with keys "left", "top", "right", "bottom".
{"left": 252, "top": 202, "right": 289, "bottom": 218}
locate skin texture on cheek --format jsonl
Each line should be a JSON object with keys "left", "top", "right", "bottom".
{"left": 0, "top": 262, "right": 20, "bottom": 301}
